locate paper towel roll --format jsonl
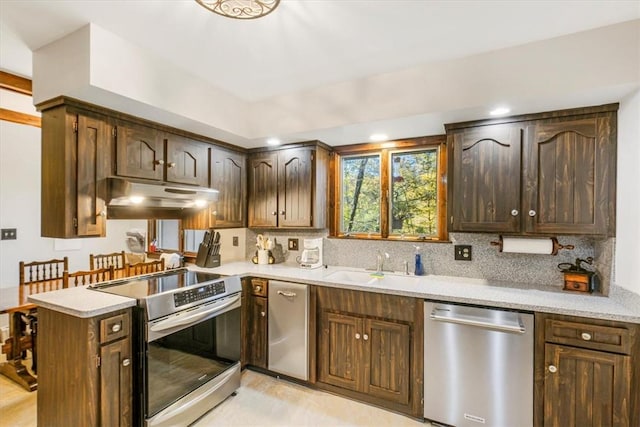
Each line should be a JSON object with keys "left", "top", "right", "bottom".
{"left": 501, "top": 237, "right": 555, "bottom": 254}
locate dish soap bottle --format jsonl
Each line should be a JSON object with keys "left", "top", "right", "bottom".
{"left": 414, "top": 246, "right": 425, "bottom": 276}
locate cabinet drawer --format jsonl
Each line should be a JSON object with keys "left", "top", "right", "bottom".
{"left": 545, "top": 319, "right": 631, "bottom": 354}
{"left": 250, "top": 278, "right": 268, "bottom": 297}
{"left": 100, "top": 312, "right": 130, "bottom": 344}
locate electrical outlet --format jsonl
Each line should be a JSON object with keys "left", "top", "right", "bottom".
{"left": 454, "top": 245, "right": 472, "bottom": 261}
{"left": 232, "top": 236, "right": 239, "bottom": 247}
{"left": 288, "top": 238, "right": 299, "bottom": 251}
{"left": 1, "top": 228, "right": 17, "bottom": 240}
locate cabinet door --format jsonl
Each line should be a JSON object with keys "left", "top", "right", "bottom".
{"left": 450, "top": 124, "right": 522, "bottom": 233}
{"left": 318, "top": 311, "right": 362, "bottom": 392}
{"left": 544, "top": 343, "right": 631, "bottom": 427}
{"left": 248, "top": 153, "right": 278, "bottom": 227}
{"left": 100, "top": 336, "right": 132, "bottom": 427}
{"left": 246, "top": 296, "right": 268, "bottom": 369}
{"left": 76, "top": 114, "right": 108, "bottom": 237}
{"left": 524, "top": 115, "right": 614, "bottom": 235}
{"left": 363, "top": 318, "right": 410, "bottom": 405}
{"left": 115, "top": 121, "right": 164, "bottom": 180}
{"left": 211, "top": 147, "right": 247, "bottom": 227}
{"left": 277, "top": 148, "right": 313, "bottom": 227}
{"left": 165, "top": 134, "right": 209, "bottom": 186}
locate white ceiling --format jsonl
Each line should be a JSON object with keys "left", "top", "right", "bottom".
{"left": 1, "top": 0, "right": 639, "bottom": 147}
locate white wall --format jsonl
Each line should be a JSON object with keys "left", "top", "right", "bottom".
{"left": 615, "top": 89, "right": 640, "bottom": 295}
{"left": 0, "top": 90, "right": 146, "bottom": 288}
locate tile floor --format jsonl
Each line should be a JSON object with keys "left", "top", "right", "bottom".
{"left": 0, "top": 367, "right": 429, "bottom": 427}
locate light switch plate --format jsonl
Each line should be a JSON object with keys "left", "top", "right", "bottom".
{"left": 288, "top": 238, "right": 299, "bottom": 251}
{"left": 232, "top": 236, "right": 239, "bottom": 247}
{"left": 1, "top": 228, "right": 17, "bottom": 240}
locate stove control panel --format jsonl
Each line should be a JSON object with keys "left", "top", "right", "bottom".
{"left": 174, "top": 281, "right": 226, "bottom": 307}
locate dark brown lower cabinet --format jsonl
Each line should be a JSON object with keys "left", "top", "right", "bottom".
{"left": 316, "top": 287, "right": 422, "bottom": 418}
{"left": 544, "top": 343, "right": 631, "bottom": 427}
{"left": 319, "top": 312, "right": 410, "bottom": 404}
{"left": 536, "top": 313, "right": 640, "bottom": 427}
{"left": 37, "top": 307, "right": 132, "bottom": 427}
{"left": 243, "top": 278, "right": 268, "bottom": 369}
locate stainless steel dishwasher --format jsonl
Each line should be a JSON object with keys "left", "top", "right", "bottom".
{"left": 424, "top": 301, "right": 534, "bottom": 427}
{"left": 268, "top": 280, "right": 309, "bottom": 380}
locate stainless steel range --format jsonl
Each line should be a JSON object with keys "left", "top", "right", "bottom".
{"left": 92, "top": 268, "right": 242, "bottom": 427}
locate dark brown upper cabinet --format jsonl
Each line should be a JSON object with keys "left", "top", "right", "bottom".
{"left": 182, "top": 146, "right": 247, "bottom": 230}
{"left": 114, "top": 121, "right": 164, "bottom": 181}
{"left": 210, "top": 146, "right": 247, "bottom": 228}
{"left": 447, "top": 104, "right": 617, "bottom": 236}
{"left": 450, "top": 123, "right": 523, "bottom": 233}
{"left": 165, "top": 133, "right": 209, "bottom": 187}
{"left": 248, "top": 143, "right": 329, "bottom": 229}
{"left": 40, "top": 105, "right": 110, "bottom": 238}
{"left": 115, "top": 121, "right": 209, "bottom": 187}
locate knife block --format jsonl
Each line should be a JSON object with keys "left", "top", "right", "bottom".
{"left": 204, "top": 253, "right": 220, "bottom": 268}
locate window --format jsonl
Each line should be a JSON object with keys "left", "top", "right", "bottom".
{"left": 333, "top": 135, "right": 447, "bottom": 240}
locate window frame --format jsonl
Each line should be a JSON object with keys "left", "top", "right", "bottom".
{"left": 330, "top": 135, "right": 447, "bottom": 241}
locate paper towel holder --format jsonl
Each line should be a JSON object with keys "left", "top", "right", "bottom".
{"left": 490, "top": 236, "right": 575, "bottom": 255}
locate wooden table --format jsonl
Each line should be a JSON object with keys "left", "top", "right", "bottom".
{"left": 0, "top": 286, "right": 37, "bottom": 392}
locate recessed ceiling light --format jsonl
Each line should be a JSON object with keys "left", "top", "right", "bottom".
{"left": 266, "top": 138, "right": 281, "bottom": 146}
{"left": 370, "top": 133, "right": 388, "bottom": 142}
{"left": 489, "top": 107, "right": 511, "bottom": 116}
{"left": 129, "top": 196, "right": 144, "bottom": 204}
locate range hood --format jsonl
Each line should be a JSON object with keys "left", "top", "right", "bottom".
{"left": 107, "top": 177, "right": 218, "bottom": 209}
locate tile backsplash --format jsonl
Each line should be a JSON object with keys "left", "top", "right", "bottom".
{"left": 246, "top": 229, "right": 613, "bottom": 295}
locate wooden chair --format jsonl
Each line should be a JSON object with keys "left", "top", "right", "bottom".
{"left": 126, "top": 259, "right": 165, "bottom": 277}
{"left": 64, "top": 266, "right": 115, "bottom": 288}
{"left": 2, "top": 257, "right": 68, "bottom": 391}
{"left": 19, "top": 257, "right": 68, "bottom": 306}
{"left": 89, "top": 251, "right": 126, "bottom": 278}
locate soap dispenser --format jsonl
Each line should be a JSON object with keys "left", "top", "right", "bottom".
{"left": 414, "top": 246, "right": 425, "bottom": 276}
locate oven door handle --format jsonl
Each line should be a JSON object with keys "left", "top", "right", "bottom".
{"left": 150, "top": 294, "right": 240, "bottom": 333}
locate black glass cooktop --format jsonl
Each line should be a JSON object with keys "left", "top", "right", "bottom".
{"left": 92, "top": 268, "right": 224, "bottom": 300}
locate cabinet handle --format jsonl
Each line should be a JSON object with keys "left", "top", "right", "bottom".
{"left": 260, "top": 311, "right": 265, "bottom": 317}
{"left": 111, "top": 323, "right": 121, "bottom": 333}
{"left": 154, "top": 159, "right": 165, "bottom": 165}
{"left": 581, "top": 332, "right": 592, "bottom": 341}
{"left": 511, "top": 209, "right": 519, "bottom": 216}
{"left": 528, "top": 210, "right": 537, "bottom": 217}
{"left": 272, "top": 211, "right": 278, "bottom": 216}
{"left": 548, "top": 365, "right": 557, "bottom": 373}
{"left": 122, "top": 358, "right": 130, "bottom": 367}
{"left": 212, "top": 211, "right": 218, "bottom": 216}
{"left": 167, "top": 162, "right": 176, "bottom": 168}
{"left": 254, "top": 285, "right": 262, "bottom": 292}
{"left": 279, "top": 210, "right": 286, "bottom": 215}
{"left": 355, "top": 333, "right": 361, "bottom": 340}
{"left": 363, "top": 334, "right": 369, "bottom": 341}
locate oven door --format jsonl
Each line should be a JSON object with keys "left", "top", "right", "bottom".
{"left": 144, "top": 293, "right": 241, "bottom": 426}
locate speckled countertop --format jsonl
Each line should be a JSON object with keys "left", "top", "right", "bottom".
{"left": 29, "top": 262, "right": 640, "bottom": 323}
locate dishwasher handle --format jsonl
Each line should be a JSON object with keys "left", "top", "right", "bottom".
{"left": 277, "top": 290, "right": 297, "bottom": 298}
{"left": 430, "top": 308, "right": 526, "bottom": 334}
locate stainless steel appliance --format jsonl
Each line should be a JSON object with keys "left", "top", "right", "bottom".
{"left": 424, "top": 301, "right": 534, "bottom": 427}
{"left": 268, "top": 281, "right": 309, "bottom": 380}
{"left": 92, "top": 269, "right": 241, "bottom": 427}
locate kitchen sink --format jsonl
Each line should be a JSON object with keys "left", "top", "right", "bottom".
{"left": 325, "top": 269, "right": 423, "bottom": 287}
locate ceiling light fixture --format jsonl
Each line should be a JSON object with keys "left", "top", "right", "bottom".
{"left": 489, "top": 107, "right": 511, "bottom": 116}
{"left": 195, "top": 0, "right": 280, "bottom": 20}
{"left": 369, "top": 133, "right": 389, "bottom": 142}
